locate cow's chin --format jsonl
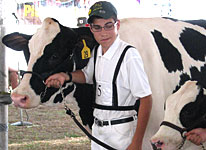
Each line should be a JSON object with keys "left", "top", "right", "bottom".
{"left": 151, "top": 131, "right": 183, "bottom": 150}
{"left": 151, "top": 138, "right": 183, "bottom": 150}
{"left": 11, "top": 92, "right": 39, "bottom": 109}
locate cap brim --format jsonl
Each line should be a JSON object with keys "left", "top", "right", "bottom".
{"left": 88, "top": 14, "right": 114, "bottom": 23}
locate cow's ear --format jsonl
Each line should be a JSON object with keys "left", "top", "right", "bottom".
{"left": 2, "top": 32, "right": 32, "bottom": 51}
{"left": 2, "top": 32, "right": 31, "bottom": 63}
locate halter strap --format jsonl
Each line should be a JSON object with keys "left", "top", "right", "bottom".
{"left": 160, "top": 121, "right": 187, "bottom": 138}
{"left": 22, "top": 71, "right": 45, "bottom": 84}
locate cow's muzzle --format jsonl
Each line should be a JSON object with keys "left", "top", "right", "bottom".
{"left": 151, "top": 141, "right": 163, "bottom": 150}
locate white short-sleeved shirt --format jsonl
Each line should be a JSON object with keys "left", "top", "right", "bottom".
{"left": 82, "top": 36, "right": 152, "bottom": 120}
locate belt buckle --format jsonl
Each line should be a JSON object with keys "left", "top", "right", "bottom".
{"left": 133, "top": 114, "right": 138, "bottom": 120}
{"left": 95, "top": 118, "right": 104, "bottom": 127}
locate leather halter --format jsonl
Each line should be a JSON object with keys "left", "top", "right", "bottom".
{"left": 160, "top": 113, "right": 206, "bottom": 149}
{"left": 160, "top": 121, "right": 187, "bottom": 138}
{"left": 22, "top": 71, "right": 45, "bottom": 84}
{"left": 161, "top": 113, "right": 206, "bottom": 137}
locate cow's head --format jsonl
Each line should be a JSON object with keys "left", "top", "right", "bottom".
{"left": 151, "top": 80, "right": 206, "bottom": 150}
{"left": 2, "top": 17, "right": 97, "bottom": 109}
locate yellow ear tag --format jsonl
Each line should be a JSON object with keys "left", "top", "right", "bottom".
{"left": 81, "top": 39, "right": 91, "bottom": 59}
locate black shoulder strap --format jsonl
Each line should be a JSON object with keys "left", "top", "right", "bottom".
{"left": 112, "top": 45, "right": 133, "bottom": 107}
{"left": 93, "top": 45, "right": 99, "bottom": 103}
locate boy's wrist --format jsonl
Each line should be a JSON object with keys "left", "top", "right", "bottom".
{"left": 67, "top": 72, "right": 72, "bottom": 82}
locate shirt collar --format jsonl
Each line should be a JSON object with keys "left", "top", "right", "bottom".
{"left": 97, "top": 35, "right": 120, "bottom": 60}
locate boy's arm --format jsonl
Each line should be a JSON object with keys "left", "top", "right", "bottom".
{"left": 127, "top": 95, "right": 152, "bottom": 150}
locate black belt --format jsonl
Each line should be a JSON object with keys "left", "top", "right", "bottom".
{"left": 94, "top": 115, "right": 137, "bottom": 127}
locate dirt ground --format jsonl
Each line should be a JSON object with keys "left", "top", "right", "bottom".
{"left": 8, "top": 101, "right": 91, "bottom": 150}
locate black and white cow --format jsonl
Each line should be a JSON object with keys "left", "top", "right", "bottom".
{"left": 151, "top": 80, "right": 206, "bottom": 150}
{"left": 2, "top": 17, "right": 206, "bottom": 150}
{"left": 3, "top": 18, "right": 97, "bottom": 129}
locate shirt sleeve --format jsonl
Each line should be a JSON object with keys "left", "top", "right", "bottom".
{"left": 125, "top": 47, "right": 152, "bottom": 98}
{"left": 82, "top": 49, "right": 95, "bottom": 84}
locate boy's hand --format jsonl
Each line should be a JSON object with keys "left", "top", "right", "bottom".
{"left": 45, "top": 72, "right": 69, "bottom": 88}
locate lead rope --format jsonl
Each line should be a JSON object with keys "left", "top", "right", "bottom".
{"left": 176, "top": 132, "right": 205, "bottom": 150}
{"left": 177, "top": 135, "right": 206, "bottom": 150}
{"left": 40, "top": 86, "right": 48, "bottom": 100}
{"left": 160, "top": 121, "right": 206, "bottom": 150}
{"left": 59, "top": 85, "right": 117, "bottom": 150}
{"left": 177, "top": 138, "right": 186, "bottom": 150}
{"left": 201, "top": 143, "right": 206, "bottom": 150}
{"left": 176, "top": 134, "right": 205, "bottom": 150}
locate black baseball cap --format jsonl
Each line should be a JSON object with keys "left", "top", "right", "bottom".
{"left": 88, "top": 1, "right": 117, "bottom": 24}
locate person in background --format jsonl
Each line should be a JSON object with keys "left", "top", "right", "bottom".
{"left": 8, "top": 67, "right": 18, "bottom": 89}
{"left": 45, "top": 1, "right": 152, "bottom": 150}
{"left": 185, "top": 128, "right": 206, "bottom": 145}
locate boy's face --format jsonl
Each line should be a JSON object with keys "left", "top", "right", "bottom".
{"left": 90, "top": 18, "right": 120, "bottom": 51}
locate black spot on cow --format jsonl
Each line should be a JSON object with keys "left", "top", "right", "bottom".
{"left": 151, "top": 30, "right": 183, "bottom": 73}
{"left": 174, "top": 65, "right": 206, "bottom": 93}
{"left": 163, "top": 17, "right": 206, "bottom": 29}
{"left": 173, "top": 73, "right": 191, "bottom": 93}
{"left": 183, "top": 20, "right": 206, "bottom": 29}
{"left": 180, "top": 28, "right": 206, "bottom": 62}
{"left": 41, "top": 88, "right": 59, "bottom": 103}
{"left": 190, "top": 65, "right": 206, "bottom": 88}
{"left": 180, "top": 88, "right": 206, "bottom": 130}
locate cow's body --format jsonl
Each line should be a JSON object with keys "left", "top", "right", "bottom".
{"left": 151, "top": 80, "right": 206, "bottom": 150}
{"left": 2, "top": 17, "right": 206, "bottom": 150}
{"left": 119, "top": 18, "right": 206, "bottom": 149}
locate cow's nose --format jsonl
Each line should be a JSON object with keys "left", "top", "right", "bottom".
{"left": 11, "top": 92, "right": 29, "bottom": 108}
{"left": 151, "top": 140, "right": 163, "bottom": 150}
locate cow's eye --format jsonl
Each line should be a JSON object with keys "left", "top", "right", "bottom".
{"left": 48, "top": 54, "right": 61, "bottom": 66}
{"left": 50, "top": 54, "right": 58, "bottom": 60}
{"left": 183, "top": 110, "right": 192, "bottom": 115}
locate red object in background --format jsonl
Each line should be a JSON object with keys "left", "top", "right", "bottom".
{"left": 85, "top": 23, "right": 89, "bottom": 27}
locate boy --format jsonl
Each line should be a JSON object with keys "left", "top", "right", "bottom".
{"left": 46, "top": 1, "right": 152, "bottom": 149}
